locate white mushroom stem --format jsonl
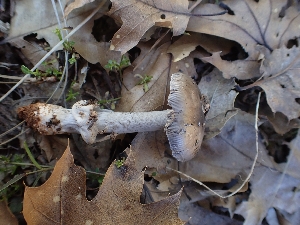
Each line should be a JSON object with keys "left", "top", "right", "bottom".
{"left": 17, "top": 100, "right": 170, "bottom": 144}
{"left": 96, "top": 110, "right": 170, "bottom": 133}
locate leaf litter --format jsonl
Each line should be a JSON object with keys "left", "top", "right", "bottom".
{"left": 23, "top": 145, "right": 183, "bottom": 225}
{"left": 0, "top": 0, "right": 300, "bottom": 224}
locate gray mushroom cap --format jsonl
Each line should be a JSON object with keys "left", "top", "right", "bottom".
{"left": 165, "top": 73, "right": 205, "bottom": 161}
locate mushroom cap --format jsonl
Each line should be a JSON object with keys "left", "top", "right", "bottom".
{"left": 165, "top": 73, "right": 205, "bottom": 161}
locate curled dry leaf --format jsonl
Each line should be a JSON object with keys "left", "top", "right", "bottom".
{"left": 23, "top": 145, "right": 183, "bottom": 225}
{"left": 256, "top": 44, "right": 300, "bottom": 120}
{"left": 167, "top": 33, "right": 234, "bottom": 62}
{"left": 107, "top": 1, "right": 230, "bottom": 54}
{"left": 64, "top": 0, "right": 96, "bottom": 17}
{"left": 198, "top": 68, "right": 238, "bottom": 139}
{"left": 107, "top": 0, "right": 207, "bottom": 54}
{"left": 234, "top": 164, "right": 300, "bottom": 225}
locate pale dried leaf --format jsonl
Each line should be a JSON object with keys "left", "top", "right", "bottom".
{"left": 256, "top": 44, "right": 300, "bottom": 120}
{"left": 64, "top": 0, "right": 96, "bottom": 17}
{"left": 179, "top": 202, "right": 243, "bottom": 225}
{"left": 0, "top": 201, "right": 18, "bottom": 225}
{"left": 234, "top": 165, "right": 300, "bottom": 225}
{"left": 232, "top": 128, "right": 300, "bottom": 224}
{"left": 260, "top": 104, "right": 300, "bottom": 135}
{"left": 23, "top": 145, "right": 183, "bottom": 225}
{"left": 188, "top": 0, "right": 300, "bottom": 61}
{"left": 285, "top": 131, "right": 300, "bottom": 179}
{"left": 8, "top": 0, "right": 108, "bottom": 66}
{"left": 70, "top": 8, "right": 122, "bottom": 67}
{"left": 198, "top": 68, "right": 238, "bottom": 139}
{"left": 201, "top": 52, "right": 260, "bottom": 79}
{"left": 167, "top": 33, "right": 233, "bottom": 62}
{"left": 8, "top": 38, "right": 58, "bottom": 70}
{"left": 8, "top": 0, "right": 68, "bottom": 50}
{"left": 130, "top": 131, "right": 168, "bottom": 172}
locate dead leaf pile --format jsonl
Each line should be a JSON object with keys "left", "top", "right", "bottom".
{"left": 2, "top": 0, "right": 300, "bottom": 224}
{"left": 23, "top": 146, "right": 183, "bottom": 225}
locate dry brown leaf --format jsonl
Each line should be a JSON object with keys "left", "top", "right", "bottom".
{"left": 188, "top": 0, "right": 300, "bottom": 64}
{"left": 198, "top": 68, "right": 238, "bottom": 139}
{"left": 117, "top": 41, "right": 172, "bottom": 112}
{"left": 117, "top": 37, "right": 200, "bottom": 113}
{"left": 107, "top": 0, "right": 191, "bottom": 54}
{"left": 0, "top": 200, "right": 18, "bottom": 225}
{"left": 8, "top": 0, "right": 65, "bottom": 47}
{"left": 130, "top": 131, "right": 168, "bottom": 172}
{"left": 234, "top": 164, "right": 300, "bottom": 225}
{"left": 284, "top": 131, "right": 300, "bottom": 180}
{"left": 167, "top": 33, "right": 234, "bottom": 62}
{"left": 7, "top": 0, "right": 109, "bottom": 67}
{"left": 186, "top": 0, "right": 300, "bottom": 120}
{"left": 179, "top": 202, "right": 243, "bottom": 225}
{"left": 70, "top": 6, "right": 122, "bottom": 68}
{"left": 201, "top": 51, "right": 261, "bottom": 79}
{"left": 259, "top": 104, "right": 300, "bottom": 135}
{"left": 23, "top": 145, "right": 183, "bottom": 225}
{"left": 64, "top": 0, "right": 96, "bottom": 17}
{"left": 255, "top": 44, "right": 300, "bottom": 120}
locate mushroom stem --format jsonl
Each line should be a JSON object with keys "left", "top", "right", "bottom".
{"left": 96, "top": 110, "right": 170, "bottom": 133}
{"left": 17, "top": 101, "right": 170, "bottom": 144}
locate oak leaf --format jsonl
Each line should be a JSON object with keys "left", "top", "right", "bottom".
{"left": 188, "top": 0, "right": 300, "bottom": 65}
{"left": 107, "top": 1, "right": 227, "bottom": 54}
{"left": 7, "top": 0, "right": 108, "bottom": 69}
{"left": 256, "top": 44, "right": 300, "bottom": 120}
{"left": 23, "top": 145, "right": 183, "bottom": 225}
{"left": 186, "top": 0, "right": 300, "bottom": 120}
{"left": 198, "top": 68, "right": 238, "bottom": 139}
{"left": 107, "top": 0, "right": 190, "bottom": 54}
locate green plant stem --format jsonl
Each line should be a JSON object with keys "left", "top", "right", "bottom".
{"left": 23, "top": 141, "right": 42, "bottom": 170}
{"left": 1, "top": 161, "right": 50, "bottom": 168}
{"left": 86, "top": 170, "right": 105, "bottom": 176}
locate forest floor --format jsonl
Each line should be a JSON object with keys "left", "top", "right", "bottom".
{"left": 0, "top": 0, "right": 300, "bottom": 224}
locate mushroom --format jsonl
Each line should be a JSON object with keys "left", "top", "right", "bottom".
{"left": 17, "top": 73, "right": 205, "bottom": 161}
